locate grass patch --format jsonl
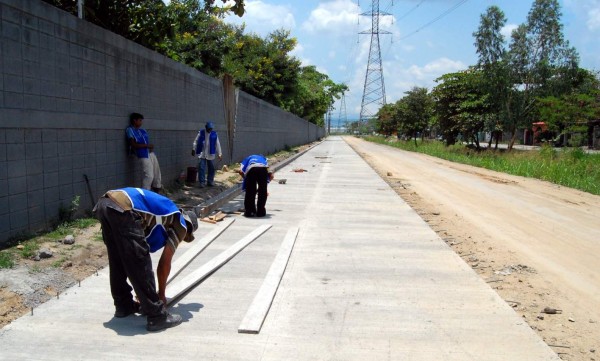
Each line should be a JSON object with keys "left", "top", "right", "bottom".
{"left": 72, "top": 218, "right": 97, "bottom": 229}
{"left": 46, "top": 218, "right": 98, "bottom": 240}
{"left": 93, "top": 231, "right": 104, "bottom": 242}
{"left": 364, "top": 136, "right": 600, "bottom": 195}
{"left": 19, "top": 239, "right": 41, "bottom": 259}
{"left": 52, "top": 257, "right": 68, "bottom": 268}
{"left": 0, "top": 252, "right": 15, "bottom": 269}
{"left": 46, "top": 223, "right": 72, "bottom": 240}
{"left": 0, "top": 217, "right": 100, "bottom": 263}
{"left": 227, "top": 175, "right": 240, "bottom": 183}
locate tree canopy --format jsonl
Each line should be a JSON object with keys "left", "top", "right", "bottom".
{"left": 398, "top": 0, "right": 599, "bottom": 150}
{"left": 42, "top": 0, "right": 345, "bottom": 125}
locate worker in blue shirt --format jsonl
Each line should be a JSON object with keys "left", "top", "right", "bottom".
{"left": 93, "top": 187, "right": 198, "bottom": 332}
{"left": 238, "top": 154, "right": 274, "bottom": 217}
{"left": 192, "top": 121, "right": 222, "bottom": 187}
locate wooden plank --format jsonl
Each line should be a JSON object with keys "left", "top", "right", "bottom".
{"left": 166, "top": 218, "right": 235, "bottom": 284}
{"left": 166, "top": 224, "right": 272, "bottom": 307}
{"left": 212, "top": 212, "right": 227, "bottom": 222}
{"left": 238, "top": 227, "right": 299, "bottom": 334}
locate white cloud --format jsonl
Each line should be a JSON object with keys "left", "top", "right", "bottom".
{"left": 300, "top": 58, "right": 313, "bottom": 67}
{"left": 384, "top": 57, "right": 467, "bottom": 102}
{"left": 290, "top": 42, "right": 304, "bottom": 57}
{"left": 564, "top": 0, "right": 600, "bottom": 32}
{"left": 224, "top": 1, "right": 295, "bottom": 36}
{"left": 409, "top": 57, "right": 465, "bottom": 80}
{"left": 587, "top": 8, "right": 600, "bottom": 30}
{"left": 501, "top": 24, "right": 518, "bottom": 39}
{"left": 302, "top": 0, "right": 361, "bottom": 34}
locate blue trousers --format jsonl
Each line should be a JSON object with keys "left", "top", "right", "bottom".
{"left": 198, "top": 158, "right": 215, "bottom": 185}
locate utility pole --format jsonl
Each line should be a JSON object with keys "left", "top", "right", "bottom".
{"left": 359, "top": 0, "right": 391, "bottom": 124}
{"left": 77, "top": 0, "right": 84, "bottom": 19}
{"left": 327, "top": 106, "right": 332, "bottom": 135}
{"left": 338, "top": 93, "right": 347, "bottom": 133}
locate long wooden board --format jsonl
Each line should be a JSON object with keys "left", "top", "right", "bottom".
{"left": 166, "top": 224, "right": 272, "bottom": 307}
{"left": 238, "top": 227, "right": 299, "bottom": 334}
{"left": 167, "top": 218, "right": 235, "bottom": 284}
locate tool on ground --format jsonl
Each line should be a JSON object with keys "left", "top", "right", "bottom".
{"left": 541, "top": 307, "right": 562, "bottom": 314}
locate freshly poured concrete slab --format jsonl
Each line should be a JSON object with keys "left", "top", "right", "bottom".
{"left": 166, "top": 224, "right": 272, "bottom": 306}
{"left": 238, "top": 227, "right": 299, "bottom": 334}
{"left": 0, "top": 136, "right": 559, "bottom": 361}
{"left": 166, "top": 218, "right": 235, "bottom": 284}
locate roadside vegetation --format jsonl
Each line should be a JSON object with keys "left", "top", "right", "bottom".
{"left": 0, "top": 218, "right": 99, "bottom": 270}
{"left": 350, "top": 1, "right": 600, "bottom": 153}
{"left": 365, "top": 136, "right": 600, "bottom": 196}
{"left": 40, "top": 0, "right": 346, "bottom": 127}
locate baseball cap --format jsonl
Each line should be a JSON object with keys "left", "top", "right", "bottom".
{"left": 181, "top": 210, "right": 198, "bottom": 242}
{"left": 205, "top": 121, "right": 214, "bottom": 130}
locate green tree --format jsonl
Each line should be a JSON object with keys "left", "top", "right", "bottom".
{"left": 505, "top": 0, "right": 579, "bottom": 149}
{"left": 42, "top": 0, "right": 346, "bottom": 126}
{"left": 432, "top": 69, "right": 489, "bottom": 147}
{"left": 223, "top": 30, "right": 301, "bottom": 108}
{"left": 536, "top": 70, "right": 600, "bottom": 145}
{"left": 283, "top": 66, "right": 347, "bottom": 125}
{"left": 397, "top": 87, "right": 434, "bottom": 146}
{"left": 42, "top": 0, "right": 171, "bottom": 49}
{"left": 159, "top": 0, "right": 237, "bottom": 77}
{"left": 432, "top": 72, "right": 462, "bottom": 145}
{"left": 203, "top": 0, "right": 246, "bottom": 17}
{"left": 375, "top": 103, "right": 398, "bottom": 136}
{"left": 473, "top": 6, "right": 509, "bottom": 149}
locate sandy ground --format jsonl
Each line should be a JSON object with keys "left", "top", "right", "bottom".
{"left": 344, "top": 136, "right": 600, "bottom": 361}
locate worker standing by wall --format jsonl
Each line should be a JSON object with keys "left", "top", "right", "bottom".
{"left": 192, "top": 121, "right": 222, "bottom": 187}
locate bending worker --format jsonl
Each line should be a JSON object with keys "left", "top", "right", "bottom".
{"left": 94, "top": 187, "right": 198, "bottom": 332}
{"left": 238, "top": 154, "right": 274, "bottom": 217}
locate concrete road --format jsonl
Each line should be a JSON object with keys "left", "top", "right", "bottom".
{"left": 0, "top": 136, "right": 559, "bottom": 361}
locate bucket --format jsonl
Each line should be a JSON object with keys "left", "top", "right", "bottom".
{"left": 186, "top": 167, "right": 197, "bottom": 182}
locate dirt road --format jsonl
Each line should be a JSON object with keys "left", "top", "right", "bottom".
{"left": 344, "top": 136, "right": 600, "bottom": 361}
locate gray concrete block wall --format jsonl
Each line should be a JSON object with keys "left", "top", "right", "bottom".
{"left": 0, "top": 0, "right": 324, "bottom": 245}
{"left": 232, "top": 92, "right": 324, "bottom": 163}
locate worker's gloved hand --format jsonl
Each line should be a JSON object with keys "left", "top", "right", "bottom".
{"left": 191, "top": 149, "right": 196, "bottom": 156}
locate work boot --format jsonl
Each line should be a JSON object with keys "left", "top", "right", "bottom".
{"left": 146, "top": 312, "right": 183, "bottom": 332}
{"left": 114, "top": 301, "right": 141, "bottom": 318}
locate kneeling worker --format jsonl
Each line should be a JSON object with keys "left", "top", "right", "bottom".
{"left": 93, "top": 187, "right": 198, "bottom": 331}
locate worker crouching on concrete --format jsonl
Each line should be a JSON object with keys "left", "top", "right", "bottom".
{"left": 93, "top": 187, "right": 198, "bottom": 332}
{"left": 238, "top": 154, "right": 274, "bottom": 217}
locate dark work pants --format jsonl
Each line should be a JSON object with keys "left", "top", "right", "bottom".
{"left": 244, "top": 167, "right": 269, "bottom": 216}
{"left": 94, "top": 197, "right": 166, "bottom": 319}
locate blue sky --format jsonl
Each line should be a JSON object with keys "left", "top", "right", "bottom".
{"left": 217, "top": 1, "right": 600, "bottom": 122}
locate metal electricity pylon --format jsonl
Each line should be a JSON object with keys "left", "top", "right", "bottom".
{"left": 359, "top": 0, "right": 391, "bottom": 123}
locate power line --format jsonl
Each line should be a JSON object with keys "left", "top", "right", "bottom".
{"left": 396, "top": 0, "right": 426, "bottom": 22}
{"left": 398, "top": 0, "right": 469, "bottom": 41}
